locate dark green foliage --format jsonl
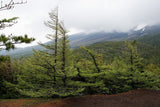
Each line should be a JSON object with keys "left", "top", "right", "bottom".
{"left": 0, "top": 55, "right": 20, "bottom": 98}
{"left": 0, "top": 56, "right": 12, "bottom": 81}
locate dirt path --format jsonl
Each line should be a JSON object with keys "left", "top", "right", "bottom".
{"left": 1, "top": 89, "right": 160, "bottom": 107}
{"left": 0, "top": 99, "right": 31, "bottom": 107}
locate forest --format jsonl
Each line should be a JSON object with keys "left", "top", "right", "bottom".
{"left": 0, "top": 4, "right": 160, "bottom": 99}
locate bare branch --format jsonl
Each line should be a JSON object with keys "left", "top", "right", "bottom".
{"left": 0, "top": 0, "right": 27, "bottom": 11}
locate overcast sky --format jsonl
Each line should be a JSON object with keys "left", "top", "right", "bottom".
{"left": 0, "top": 0, "right": 160, "bottom": 47}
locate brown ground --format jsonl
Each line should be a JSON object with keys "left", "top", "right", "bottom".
{"left": 1, "top": 89, "right": 160, "bottom": 107}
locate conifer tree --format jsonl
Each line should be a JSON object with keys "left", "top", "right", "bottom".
{"left": 123, "top": 40, "right": 144, "bottom": 73}
{"left": 81, "top": 46, "right": 101, "bottom": 73}
{"left": 38, "top": 8, "right": 60, "bottom": 83}
{"left": 71, "top": 47, "right": 108, "bottom": 94}
{"left": 40, "top": 7, "right": 59, "bottom": 63}
{"left": 14, "top": 53, "right": 57, "bottom": 98}
{"left": 103, "top": 57, "right": 132, "bottom": 94}
{"left": 59, "top": 22, "right": 68, "bottom": 86}
{"left": 121, "top": 40, "right": 155, "bottom": 89}
{"left": 15, "top": 8, "right": 84, "bottom": 97}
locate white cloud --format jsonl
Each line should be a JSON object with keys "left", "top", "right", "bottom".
{"left": 0, "top": 0, "right": 160, "bottom": 47}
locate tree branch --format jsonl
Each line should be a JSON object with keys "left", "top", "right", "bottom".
{"left": 0, "top": 0, "right": 27, "bottom": 11}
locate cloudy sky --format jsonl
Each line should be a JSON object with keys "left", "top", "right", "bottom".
{"left": 0, "top": 0, "right": 160, "bottom": 47}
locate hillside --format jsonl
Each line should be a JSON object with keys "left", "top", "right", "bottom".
{"left": 138, "top": 33, "right": 160, "bottom": 48}
{"left": 73, "top": 33, "right": 160, "bottom": 66}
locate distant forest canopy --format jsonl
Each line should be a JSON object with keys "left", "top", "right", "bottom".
{"left": 74, "top": 33, "right": 160, "bottom": 66}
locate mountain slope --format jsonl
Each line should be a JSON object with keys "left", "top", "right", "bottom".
{"left": 70, "top": 24, "right": 160, "bottom": 47}
{"left": 73, "top": 33, "right": 160, "bottom": 66}
{"left": 69, "top": 32, "right": 128, "bottom": 48}
{"left": 1, "top": 24, "right": 160, "bottom": 58}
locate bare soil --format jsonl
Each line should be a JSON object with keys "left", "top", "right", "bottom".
{"left": 1, "top": 89, "right": 160, "bottom": 107}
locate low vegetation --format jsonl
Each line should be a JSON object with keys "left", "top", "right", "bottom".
{"left": 1, "top": 31, "right": 160, "bottom": 99}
